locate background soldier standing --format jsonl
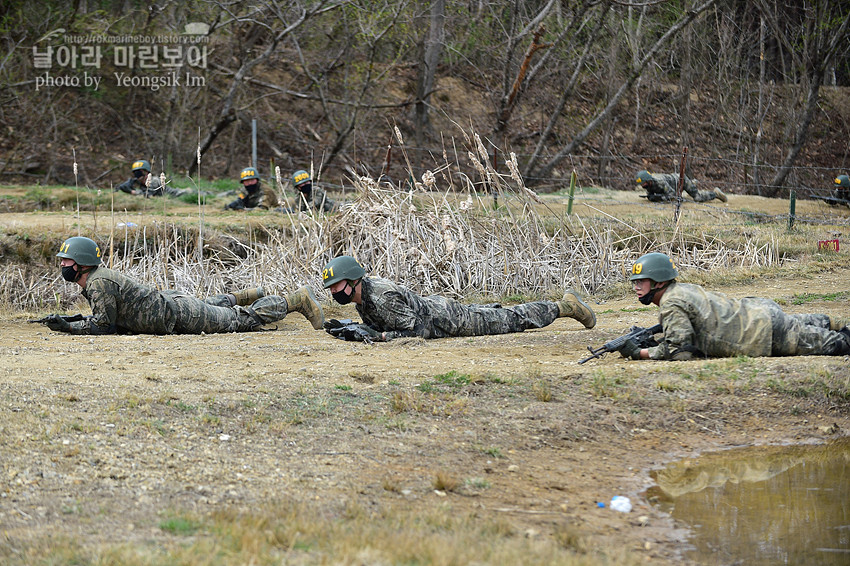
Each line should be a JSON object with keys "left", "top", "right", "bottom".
{"left": 44, "top": 237, "right": 324, "bottom": 335}
{"left": 618, "top": 252, "right": 850, "bottom": 360}
{"left": 635, "top": 170, "right": 727, "bottom": 203}
{"left": 320, "top": 256, "right": 596, "bottom": 342}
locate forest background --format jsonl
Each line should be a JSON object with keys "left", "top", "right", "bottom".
{"left": 1, "top": 0, "right": 849, "bottom": 199}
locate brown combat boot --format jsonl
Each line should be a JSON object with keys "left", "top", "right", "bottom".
{"left": 557, "top": 290, "right": 596, "bottom": 329}
{"left": 286, "top": 286, "right": 325, "bottom": 330}
{"left": 232, "top": 287, "right": 264, "bottom": 306}
{"left": 713, "top": 187, "right": 728, "bottom": 203}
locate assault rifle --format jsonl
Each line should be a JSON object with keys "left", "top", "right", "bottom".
{"left": 810, "top": 192, "right": 850, "bottom": 208}
{"left": 323, "top": 318, "right": 379, "bottom": 344}
{"left": 28, "top": 314, "right": 87, "bottom": 324}
{"left": 579, "top": 323, "right": 663, "bottom": 364}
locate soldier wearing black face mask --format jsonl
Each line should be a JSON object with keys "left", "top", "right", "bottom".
{"left": 292, "top": 169, "right": 337, "bottom": 212}
{"left": 320, "top": 255, "right": 596, "bottom": 342}
{"left": 226, "top": 167, "right": 265, "bottom": 210}
{"left": 115, "top": 159, "right": 190, "bottom": 198}
{"left": 42, "top": 237, "right": 324, "bottom": 335}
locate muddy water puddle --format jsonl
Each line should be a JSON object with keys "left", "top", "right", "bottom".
{"left": 647, "top": 438, "right": 850, "bottom": 565}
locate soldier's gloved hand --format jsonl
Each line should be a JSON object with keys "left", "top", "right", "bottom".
{"left": 617, "top": 338, "right": 641, "bottom": 360}
{"left": 337, "top": 324, "right": 381, "bottom": 344}
{"left": 324, "top": 319, "right": 352, "bottom": 338}
{"left": 45, "top": 314, "right": 72, "bottom": 332}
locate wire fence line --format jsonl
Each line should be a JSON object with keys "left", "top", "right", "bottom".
{"left": 341, "top": 142, "right": 848, "bottom": 199}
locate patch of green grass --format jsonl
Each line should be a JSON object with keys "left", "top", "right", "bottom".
{"left": 656, "top": 380, "right": 680, "bottom": 392}
{"left": 144, "top": 419, "right": 169, "bottom": 436}
{"left": 169, "top": 400, "right": 196, "bottom": 412}
{"left": 1, "top": 498, "right": 648, "bottom": 565}
{"left": 482, "top": 446, "right": 504, "bottom": 458}
{"left": 200, "top": 413, "right": 220, "bottom": 426}
{"left": 790, "top": 291, "right": 848, "bottom": 305}
{"left": 159, "top": 515, "right": 201, "bottom": 535}
{"left": 766, "top": 378, "right": 812, "bottom": 398}
{"left": 334, "top": 384, "right": 352, "bottom": 391}
{"left": 588, "top": 372, "right": 628, "bottom": 400}
{"left": 433, "top": 370, "right": 472, "bottom": 388}
{"left": 465, "top": 477, "right": 491, "bottom": 489}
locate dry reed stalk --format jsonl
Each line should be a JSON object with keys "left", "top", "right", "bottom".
{"left": 109, "top": 183, "right": 115, "bottom": 269}
{"left": 196, "top": 134, "right": 204, "bottom": 271}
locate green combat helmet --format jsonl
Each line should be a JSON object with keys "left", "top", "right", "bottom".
{"left": 835, "top": 174, "right": 850, "bottom": 189}
{"left": 240, "top": 167, "right": 259, "bottom": 182}
{"left": 635, "top": 170, "right": 652, "bottom": 185}
{"left": 56, "top": 236, "right": 102, "bottom": 266}
{"left": 131, "top": 159, "right": 151, "bottom": 173}
{"left": 322, "top": 256, "right": 365, "bottom": 288}
{"left": 630, "top": 252, "right": 678, "bottom": 282}
{"left": 292, "top": 169, "right": 311, "bottom": 188}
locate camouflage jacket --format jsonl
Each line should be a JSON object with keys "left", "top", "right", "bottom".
{"left": 355, "top": 277, "right": 559, "bottom": 340}
{"left": 116, "top": 175, "right": 187, "bottom": 198}
{"left": 647, "top": 282, "right": 773, "bottom": 360}
{"left": 298, "top": 184, "right": 336, "bottom": 212}
{"left": 226, "top": 181, "right": 264, "bottom": 209}
{"left": 355, "top": 277, "right": 445, "bottom": 339}
{"left": 643, "top": 173, "right": 698, "bottom": 201}
{"left": 68, "top": 267, "right": 177, "bottom": 335}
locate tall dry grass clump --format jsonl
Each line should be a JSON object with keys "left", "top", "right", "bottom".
{"left": 5, "top": 131, "right": 786, "bottom": 313}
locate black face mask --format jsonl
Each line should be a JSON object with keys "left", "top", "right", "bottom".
{"left": 133, "top": 169, "right": 145, "bottom": 179}
{"left": 61, "top": 265, "right": 78, "bottom": 282}
{"left": 332, "top": 281, "right": 356, "bottom": 305}
{"left": 332, "top": 290, "right": 353, "bottom": 305}
{"left": 298, "top": 183, "right": 312, "bottom": 197}
{"left": 639, "top": 282, "right": 665, "bottom": 305}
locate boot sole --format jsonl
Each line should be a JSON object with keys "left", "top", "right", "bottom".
{"left": 303, "top": 287, "right": 325, "bottom": 330}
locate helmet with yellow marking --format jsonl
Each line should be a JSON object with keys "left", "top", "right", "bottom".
{"left": 630, "top": 252, "right": 678, "bottom": 282}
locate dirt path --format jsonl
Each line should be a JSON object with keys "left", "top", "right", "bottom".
{"left": 1, "top": 266, "right": 848, "bottom": 563}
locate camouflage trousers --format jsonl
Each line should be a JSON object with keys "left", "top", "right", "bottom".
{"left": 431, "top": 301, "right": 559, "bottom": 337}
{"left": 648, "top": 185, "right": 718, "bottom": 203}
{"left": 763, "top": 301, "right": 849, "bottom": 356}
{"left": 166, "top": 293, "right": 288, "bottom": 334}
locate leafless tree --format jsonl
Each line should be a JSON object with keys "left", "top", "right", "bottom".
{"left": 413, "top": 0, "right": 445, "bottom": 147}
{"left": 755, "top": 0, "right": 850, "bottom": 193}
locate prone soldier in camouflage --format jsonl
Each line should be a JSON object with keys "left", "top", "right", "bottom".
{"left": 225, "top": 167, "right": 264, "bottom": 210}
{"left": 320, "top": 256, "right": 596, "bottom": 342}
{"left": 832, "top": 174, "right": 849, "bottom": 204}
{"left": 115, "top": 159, "right": 191, "bottom": 198}
{"left": 635, "top": 170, "right": 727, "bottom": 203}
{"left": 616, "top": 252, "right": 850, "bottom": 360}
{"left": 44, "top": 236, "right": 325, "bottom": 335}
{"left": 292, "top": 169, "right": 337, "bottom": 212}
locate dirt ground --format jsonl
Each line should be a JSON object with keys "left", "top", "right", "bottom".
{"left": 1, "top": 192, "right": 849, "bottom": 564}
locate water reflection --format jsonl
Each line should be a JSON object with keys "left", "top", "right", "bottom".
{"left": 647, "top": 438, "right": 850, "bottom": 566}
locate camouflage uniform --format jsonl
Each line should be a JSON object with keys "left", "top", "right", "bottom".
{"left": 297, "top": 183, "right": 337, "bottom": 212}
{"left": 116, "top": 175, "right": 191, "bottom": 198}
{"left": 226, "top": 181, "right": 264, "bottom": 210}
{"left": 65, "top": 267, "right": 287, "bottom": 335}
{"left": 642, "top": 173, "right": 719, "bottom": 203}
{"left": 646, "top": 282, "right": 849, "bottom": 360}
{"left": 355, "top": 277, "right": 560, "bottom": 340}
